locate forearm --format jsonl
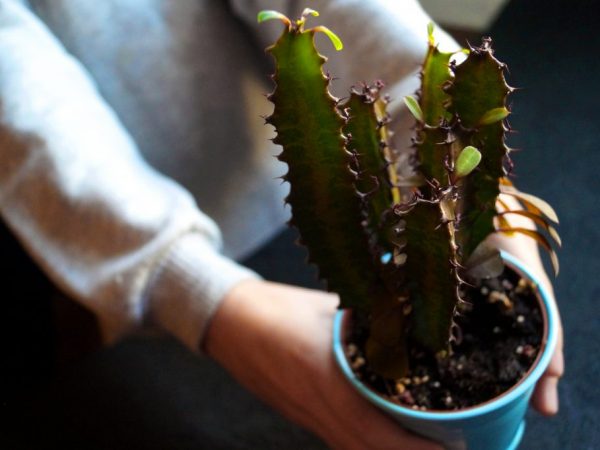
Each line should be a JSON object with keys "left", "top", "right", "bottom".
{"left": 0, "top": 0, "right": 258, "bottom": 348}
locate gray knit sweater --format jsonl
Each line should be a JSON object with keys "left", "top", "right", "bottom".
{"left": 0, "top": 0, "right": 456, "bottom": 351}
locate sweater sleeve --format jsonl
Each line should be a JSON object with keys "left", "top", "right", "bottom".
{"left": 0, "top": 0, "right": 258, "bottom": 350}
{"left": 230, "top": 0, "right": 460, "bottom": 149}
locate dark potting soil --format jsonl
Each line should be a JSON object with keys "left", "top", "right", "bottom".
{"left": 346, "top": 267, "right": 544, "bottom": 411}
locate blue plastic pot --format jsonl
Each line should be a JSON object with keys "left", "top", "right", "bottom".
{"left": 332, "top": 251, "right": 559, "bottom": 450}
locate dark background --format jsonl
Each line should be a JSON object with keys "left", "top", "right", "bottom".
{"left": 488, "top": 1, "right": 600, "bottom": 448}
{"left": 1, "top": 0, "right": 598, "bottom": 448}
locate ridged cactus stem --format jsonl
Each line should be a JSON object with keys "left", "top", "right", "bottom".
{"left": 403, "top": 198, "right": 460, "bottom": 353}
{"left": 402, "top": 28, "right": 463, "bottom": 355}
{"left": 266, "top": 24, "right": 383, "bottom": 312}
{"left": 447, "top": 38, "right": 513, "bottom": 263}
{"left": 344, "top": 83, "right": 398, "bottom": 254}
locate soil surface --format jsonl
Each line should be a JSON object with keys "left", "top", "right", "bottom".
{"left": 346, "top": 267, "right": 544, "bottom": 411}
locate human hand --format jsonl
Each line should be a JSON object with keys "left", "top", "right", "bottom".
{"left": 490, "top": 194, "right": 564, "bottom": 416}
{"left": 204, "top": 279, "right": 442, "bottom": 450}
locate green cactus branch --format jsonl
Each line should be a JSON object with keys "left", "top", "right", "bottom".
{"left": 404, "top": 199, "right": 459, "bottom": 354}
{"left": 406, "top": 25, "right": 455, "bottom": 186}
{"left": 419, "top": 27, "right": 453, "bottom": 127}
{"left": 447, "top": 39, "right": 512, "bottom": 262}
{"left": 343, "top": 84, "right": 398, "bottom": 253}
{"left": 400, "top": 27, "right": 463, "bottom": 355}
{"left": 265, "top": 18, "right": 383, "bottom": 312}
{"left": 366, "top": 291, "right": 409, "bottom": 378}
{"left": 447, "top": 40, "right": 511, "bottom": 128}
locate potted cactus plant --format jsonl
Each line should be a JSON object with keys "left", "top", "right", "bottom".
{"left": 258, "top": 9, "right": 561, "bottom": 450}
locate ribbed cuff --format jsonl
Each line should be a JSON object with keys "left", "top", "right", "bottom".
{"left": 145, "top": 232, "right": 260, "bottom": 352}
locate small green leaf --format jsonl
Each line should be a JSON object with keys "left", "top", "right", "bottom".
{"left": 403, "top": 95, "right": 424, "bottom": 122}
{"left": 455, "top": 146, "right": 482, "bottom": 178}
{"left": 312, "top": 26, "right": 343, "bottom": 51}
{"left": 478, "top": 107, "right": 510, "bottom": 126}
{"left": 257, "top": 10, "right": 291, "bottom": 26}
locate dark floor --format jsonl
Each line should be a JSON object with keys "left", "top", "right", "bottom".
{"left": 1, "top": 0, "right": 599, "bottom": 448}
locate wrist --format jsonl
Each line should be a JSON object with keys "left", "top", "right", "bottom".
{"left": 146, "top": 234, "right": 260, "bottom": 353}
{"left": 203, "top": 278, "right": 268, "bottom": 360}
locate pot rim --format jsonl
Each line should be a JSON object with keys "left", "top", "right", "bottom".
{"left": 332, "top": 250, "right": 560, "bottom": 422}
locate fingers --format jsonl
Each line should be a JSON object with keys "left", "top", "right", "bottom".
{"left": 531, "top": 375, "right": 559, "bottom": 416}
{"left": 490, "top": 212, "right": 565, "bottom": 418}
{"left": 546, "top": 331, "right": 565, "bottom": 379}
{"left": 532, "top": 322, "right": 564, "bottom": 416}
{"left": 348, "top": 411, "right": 443, "bottom": 450}
{"left": 318, "top": 367, "right": 443, "bottom": 450}
{"left": 324, "top": 403, "right": 443, "bottom": 450}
